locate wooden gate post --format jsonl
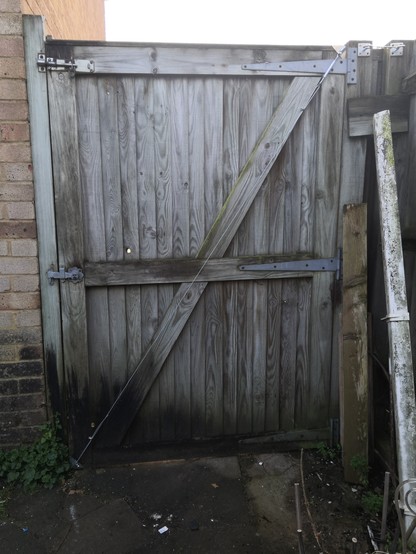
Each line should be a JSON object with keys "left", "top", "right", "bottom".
{"left": 341, "top": 203, "right": 368, "bottom": 483}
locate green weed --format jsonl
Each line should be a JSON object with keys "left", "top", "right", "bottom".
{"left": 0, "top": 416, "right": 71, "bottom": 491}
{"left": 316, "top": 442, "right": 341, "bottom": 462}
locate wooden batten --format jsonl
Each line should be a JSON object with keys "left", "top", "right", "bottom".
{"left": 348, "top": 95, "right": 410, "bottom": 137}
{"left": 341, "top": 204, "right": 368, "bottom": 484}
{"left": 402, "top": 70, "right": 416, "bottom": 95}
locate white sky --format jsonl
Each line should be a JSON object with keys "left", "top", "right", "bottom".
{"left": 104, "top": 0, "right": 415, "bottom": 48}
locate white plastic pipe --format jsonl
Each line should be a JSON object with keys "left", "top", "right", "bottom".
{"left": 373, "top": 110, "right": 416, "bottom": 530}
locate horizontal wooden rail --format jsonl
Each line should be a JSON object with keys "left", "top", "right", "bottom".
{"left": 84, "top": 255, "right": 315, "bottom": 286}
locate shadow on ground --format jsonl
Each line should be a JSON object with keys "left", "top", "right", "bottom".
{"left": 0, "top": 448, "right": 370, "bottom": 553}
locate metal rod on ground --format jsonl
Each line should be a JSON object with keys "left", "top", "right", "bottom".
{"left": 351, "top": 536, "right": 358, "bottom": 554}
{"left": 373, "top": 110, "right": 416, "bottom": 541}
{"left": 294, "top": 483, "right": 305, "bottom": 554}
{"left": 380, "top": 471, "right": 391, "bottom": 548}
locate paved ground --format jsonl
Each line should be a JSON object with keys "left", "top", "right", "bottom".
{"left": 0, "top": 450, "right": 302, "bottom": 553}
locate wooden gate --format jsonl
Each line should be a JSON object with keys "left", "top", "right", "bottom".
{"left": 25, "top": 18, "right": 374, "bottom": 455}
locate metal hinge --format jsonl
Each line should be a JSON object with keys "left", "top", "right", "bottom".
{"left": 239, "top": 250, "right": 342, "bottom": 280}
{"left": 47, "top": 266, "right": 84, "bottom": 285}
{"left": 242, "top": 47, "right": 358, "bottom": 84}
{"left": 37, "top": 53, "right": 95, "bottom": 73}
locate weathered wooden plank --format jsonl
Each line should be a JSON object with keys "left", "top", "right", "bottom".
{"left": 47, "top": 69, "right": 90, "bottom": 454}
{"left": 333, "top": 43, "right": 381, "bottom": 422}
{"left": 308, "top": 74, "right": 345, "bottom": 428}
{"left": 117, "top": 77, "right": 141, "bottom": 389}
{"left": 70, "top": 43, "right": 330, "bottom": 76}
{"left": 84, "top": 255, "right": 315, "bottom": 285}
{"left": 341, "top": 204, "right": 368, "bottom": 483}
{"left": 188, "top": 78, "right": 206, "bottom": 437}
{"left": 77, "top": 77, "right": 110, "bottom": 425}
{"left": 348, "top": 94, "right": 410, "bottom": 137}
{"left": 97, "top": 77, "right": 126, "bottom": 401}
{"left": 295, "top": 279, "right": 312, "bottom": 428}
{"left": 265, "top": 280, "right": 282, "bottom": 431}
{"left": 76, "top": 87, "right": 112, "bottom": 444}
{"left": 23, "top": 16, "right": 64, "bottom": 416}
{"left": 204, "top": 79, "right": 224, "bottom": 436}
{"left": 279, "top": 279, "right": 298, "bottom": 430}
{"left": 171, "top": 78, "right": 192, "bottom": 439}
{"left": 402, "top": 69, "right": 416, "bottom": 94}
{"left": 93, "top": 76, "right": 321, "bottom": 447}
{"left": 246, "top": 80, "right": 274, "bottom": 434}
{"left": 236, "top": 280, "right": 252, "bottom": 433}
{"left": 222, "top": 79, "right": 240, "bottom": 435}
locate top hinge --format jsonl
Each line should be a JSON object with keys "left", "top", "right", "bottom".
{"left": 37, "top": 53, "right": 95, "bottom": 73}
{"left": 242, "top": 47, "right": 358, "bottom": 84}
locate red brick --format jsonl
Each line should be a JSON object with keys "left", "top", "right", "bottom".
{"left": 0, "top": 256, "right": 38, "bottom": 273}
{"left": 0, "top": 100, "right": 28, "bottom": 120}
{"left": 0, "top": 79, "right": 26, "bottom": 100}
{"left": 0, "top": 221, "right": 37, "bottom": 238}
{"left": 0, "top": 162, "right": 33, "bottom": 181}
{"left": 0, "top": 291, "right": 40, "bottom": 310}
{"left": 0, "top": 142, "right": 31, "bottom": 162}
{"left": 0, "top": 183, "right": 34, "bottom": 201}
{"left": 0, "top": 57, "right": 25, "bottom": 79}
{"left": 0, "top": 35, "right": 24, "bottom": 57}
{"left": 0, "top": 122, "right": 30, "bottom": 141}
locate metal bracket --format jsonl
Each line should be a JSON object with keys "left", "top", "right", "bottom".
{"left": 47, "top": 266, "right": 84, "bottom": 285}
{"left": 389, "top": 42, "right": 405, "bottom": 57}
{"left": 37, "top": 53, "right": 95, "bottom": 73}
{"left": 242, "top": 48, "right": 357, "bottom": 84}
{"left": 239, "top": 250, "right": 342, "bottom": 280}
{"left": 358, "top": 43, "right": 372, "bottom": 57}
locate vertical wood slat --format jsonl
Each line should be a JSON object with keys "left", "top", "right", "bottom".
{"left": 23, "top": 16, "right": 64, "bottom": 416}
{"left": 98, "top": 77, "right": 126, "bottom": 401}
{"left": 204, "top": 79, "right": 224, "bottom": 436}
{"left": 171, "top": 78, "right": 191, "bottom": 439}
{"left": 341, "top": 204, "right": 368, "bottom": 483}
{"left": 222, "top": 79, "right": 240, "bottom": 435}
{"left": 188, "top": 78, "right": 206, "bottom": 438}
{"left": 308, "top": 74, "right": 346, "bottom": 428}
{"left": 77, "top": 78, "right": 110, "bottom": 426}
{"left": 47, "top": 70, "right": 90, "bottom": 455}
{"left": 332, "top": 42, "right": 377, "bottom": 423}
{"left": 118, "top": 77, "right": 141, "bottom": 386}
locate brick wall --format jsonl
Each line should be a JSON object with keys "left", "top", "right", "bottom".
{"left": 0, "top": 0, "right": 46, "bottom": 446}
{"left": 0, "top": 1, "right": 105, "bottom": 447}
{"left": 21, "top": 0, "right": 105, "bottom": 40}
